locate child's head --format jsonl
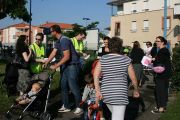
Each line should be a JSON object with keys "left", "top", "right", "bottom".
{"left": 31, "top": 83, "right": 41, "bottom": 92}
{"left": 85, "top": 74, "right": 94, "bottom": 87}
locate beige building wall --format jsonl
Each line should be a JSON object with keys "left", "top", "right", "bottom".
{"left": 110, "top": 8, "right": 180, "bottom": 49}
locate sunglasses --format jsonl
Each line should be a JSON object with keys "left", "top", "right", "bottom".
{"left": 50, "top": 30, "right": 54, "bottom": 33}
{"left": 36, "top": 38, "right": 42, "bottom": 41}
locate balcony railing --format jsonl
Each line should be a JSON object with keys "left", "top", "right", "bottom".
{"left": 107, "top": 0, "right": 136, "bottom": 6}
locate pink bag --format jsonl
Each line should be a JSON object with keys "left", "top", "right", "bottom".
{"left": 152, "top": 66, "right": 165, "bottom": 73}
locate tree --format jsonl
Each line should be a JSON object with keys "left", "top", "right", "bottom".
{"left": 86, "top": 21, "right": 99, "bottom": 30}
{"left": 63, "top": 23, "right": 85, "bottom": 38}
{"left": 0, "top": 0, "right": 31, "bottom": 22}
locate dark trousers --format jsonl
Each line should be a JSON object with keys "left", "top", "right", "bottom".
{"left": 155, "top": 78, "right": 169, "bottom": 108}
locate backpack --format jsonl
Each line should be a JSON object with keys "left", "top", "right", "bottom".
{"left": 3, "top": 62, "right": 19, "bottom": 96}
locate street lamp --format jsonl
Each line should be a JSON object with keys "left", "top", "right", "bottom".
{"left": 29, "top": 0, "right": 32, "bottom": 45}
{"left": 82, "top": 18, "right": 90, "bottom": 28}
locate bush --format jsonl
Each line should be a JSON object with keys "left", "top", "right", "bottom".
{"left": 172, "top": 45, "right": 180, "bottom": 91}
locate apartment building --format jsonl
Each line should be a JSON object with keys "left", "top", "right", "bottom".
{"left": 0, "top": 22, "right": 73, "bottom": 46}
{"left": 107, "top": 0, "right": 180, "bottom": 49}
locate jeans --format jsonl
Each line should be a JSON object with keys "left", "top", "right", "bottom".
{"left": 61, "top": 64, "right": 81, "bottom": 109}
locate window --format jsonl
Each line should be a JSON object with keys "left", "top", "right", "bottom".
{"left": 162, "top": 16, "right": 171, "bottom": 30}
{"left": 131, "top": 3, "right": 137, "bottom": 13}
{"left": 143, "top": 0, "right": 149, "bottom": 11}
{"left": 143, "top": 20, "right": 149, "bottom": 31}
{"left": 131, "top": 21, "right": 137, "bottom": 32}
{"left": 115, "top": 22, "right": 120, "bottom": 36}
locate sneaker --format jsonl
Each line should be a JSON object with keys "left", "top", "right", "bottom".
{"left": 73, "top": 108, "right": 83, "bottom": 115}
{"left": 151, "top": 110, "right": 165, "bottom": 114}
{"left": 58, "top": 105, "right": 71, "bottom": 112}
{"left": 58, "top": 105, "right": 65, "bottom": 111}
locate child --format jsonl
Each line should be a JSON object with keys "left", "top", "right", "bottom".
{"left": 80, "top": 73, "right": 104, "bottom": 120}
{"left": 16, "top": 82, "right": 41, "bottom": 105}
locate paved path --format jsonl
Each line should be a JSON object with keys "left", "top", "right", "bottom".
{"left": 48, "top": 73, "right": 157, "bottom": 120}
{"left": 1, "top": 70, "right": 175, "bottom": 120}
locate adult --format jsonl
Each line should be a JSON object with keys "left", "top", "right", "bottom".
{"left": 94, "top": 37, "right": 140, "bottom": 120}
{"left": 71, "top": 30, "right": 87, "bottom": 69}
{"left": 98, "top": 36, "right": 110, "bottom": 58}
{"left": 30, "top": 33, "right": 46, "bottom": 74}
{"left": 44, "top": 25, "right": 83, "bottom": 114}
{"left": 151, "top": 36, "right": 172, "bottom": 114}
{"left": 71, "top": 30, "right": 87, "bottom": 56}
{"left": 130, "top": 41, "right": 145, "bottom": 86}
{"left": 29, "top": 33, "right": 48, "bottom": 82}
{"left": 150, "top": 42, "right": 158, "bottom": 58}
{"left": 145, "top": 41, "right": 152, "bottom": 57}
{"left": 15, "top": 35, "right": 32, "bottom": 95}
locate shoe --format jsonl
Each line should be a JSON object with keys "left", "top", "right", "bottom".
{"left": 58, "top": 105, "right": 71, "bottom": 112}
{"left": 58, "top": 105, "right": 65, "bottom": 111}
{"left": 153, "top": 107, "right": 159, "bottom": 111}
{"left": 74, "top": 108, "right": 83, "bottom": 115}
{"left": 151, "top": 109, "right": 165, "bottom": 114}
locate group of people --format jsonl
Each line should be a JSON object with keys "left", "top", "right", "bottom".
{"left": 125, "top": 37, "right": 172, "bottom": 114}
{"left": 13, "top": 23, "right": 173, "bottom": 120}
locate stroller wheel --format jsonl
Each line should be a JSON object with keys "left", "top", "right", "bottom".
{"left": 39, "top": 112, "right": 51, "bottom": 120}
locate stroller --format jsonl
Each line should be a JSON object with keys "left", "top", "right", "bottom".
{"left": 5, "top": 70, "right": 55, "bottom": 120}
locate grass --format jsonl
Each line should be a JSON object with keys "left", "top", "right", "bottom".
{"left": 0, "top": 54, "right": 96, "bottom": 115}
{"left": 0, "top": 61, "right": 13, "bottom": 113}
{"left": 160, "top": 92, "right": 180, "bottom": 120}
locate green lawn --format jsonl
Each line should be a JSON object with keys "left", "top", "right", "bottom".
{"left": 0, "top": 61, "right": 60, "bottom": 114}
{"left": 160, "top": 92, "right": 180, "bottom": 120}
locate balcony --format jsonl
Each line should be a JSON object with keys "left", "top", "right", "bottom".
{"left": 107, "top": 0, "right": 136, "bottom": 6}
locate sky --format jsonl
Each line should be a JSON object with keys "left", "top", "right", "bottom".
{"left": 0, "top": 0, "right": 112, "bottom": 33}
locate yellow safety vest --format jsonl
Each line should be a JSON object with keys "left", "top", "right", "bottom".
{"left": 30, "top": 42, "right": 45, "bottom": 74}
{"left": 71, "top": 37, "right": 84, "bottom": 53}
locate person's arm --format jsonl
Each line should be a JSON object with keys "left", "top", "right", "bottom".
{"left": 45, "top": 48, "right": 57, "bottom": 65}
{"left": 128, "top": 63, "right": 140, "bottom": 98}
{"left": 93, "top": 61, "right": 102, "bottom": 100}
{"left": 22, "top": 49, "right": 32, "bottom": 62}
{"left": 82, "top": 85, "right": 89, "bottom": 102}
{"left": 50, "top": 50, "right": 70, "bottom": 70}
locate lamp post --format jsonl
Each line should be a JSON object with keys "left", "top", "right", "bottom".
{"left": 29, "top": 0, "right": 32, "bottom": 45}
{"left": 164, "top": 0, "right": 167, "bottom": 39}
{"left": 82, "top": 18, "right": 90, "bottom": 28}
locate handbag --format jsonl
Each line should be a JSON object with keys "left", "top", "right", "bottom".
{"left": 152, "top": 65, "right": 165, "bottom": 73}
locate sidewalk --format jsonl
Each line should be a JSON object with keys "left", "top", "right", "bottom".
{"left": 48, "top": 73, "right": 157, "bottom": 120}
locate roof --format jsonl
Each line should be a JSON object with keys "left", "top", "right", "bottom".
{"left": 107, "top": 0, "right": 135, "bottom": 6}
{"left": 40, "top": 22, "right": 73, "bottom": 29}
{"left": 1, "top": 22, "right": 32, "bottom": 29}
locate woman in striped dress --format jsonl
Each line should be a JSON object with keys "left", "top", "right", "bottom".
{"left": 94, "top": 37, "right": 140, "bottom": 120}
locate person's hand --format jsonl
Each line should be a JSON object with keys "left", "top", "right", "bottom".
{"left": 96, "top": 91, "right": 103, "bottom": 100}
{"left": 133, "top": 89, "right": 140, "bottom": 98}
{"left": 152, "top": 58, "right": 155, "bottom": 61}
{"left": 83, "top": 53, "right": 87, "bottom": 57}
{"left": 91, "top": 104, "right": 98, "bottom": 109}
{"left": 40, "top": 59, "right": 46, "bottom": 63}
{"left": 50, "top": 64, "right": 57, "bottom": 70}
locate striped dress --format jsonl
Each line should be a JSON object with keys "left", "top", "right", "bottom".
{"left": 100, "top": 54, "right": 131, "bottom": 105}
